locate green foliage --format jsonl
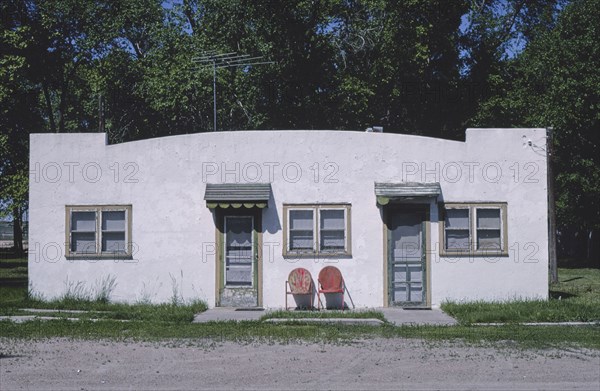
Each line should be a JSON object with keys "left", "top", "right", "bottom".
{"left": 1, "top": 260, "right": 598, "bottom": 348}
{"left": 471, "top": 0, "right": 600, "bottom": 231}
{"left": 442, "top": 268, "right": 600, "bottom": 323}
{"left": 0, "top": 317, "right": 598, "bottom": 349}
{"left": 0, "top": 266, "right": 27, "bottom": 279}
{"left": 0, "top": 284, "right": 208, "bottom": 323}
{"left": 2, "top": 0, "right": 595, "bottom": 251}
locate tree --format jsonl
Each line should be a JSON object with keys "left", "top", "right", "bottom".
{"left": 472, "top": 0, "right": 600, "bottom": 268}
{"left": 3, "top": 0, "right": 595, "bottom": 264}
{"left": 459, "top": 0, "right": 565, "bottom": 133}
{"left": 0, "top": 12, "right": 44, "bottom": 256}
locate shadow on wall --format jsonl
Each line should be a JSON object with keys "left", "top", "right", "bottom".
{"left": 263, "top": 191, "right": 282, "bottom": 234}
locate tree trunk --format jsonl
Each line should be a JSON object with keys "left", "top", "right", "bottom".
{"left": 42, "top": 82, "right": 57, "bottom": 133}
{"left": 547, "top": 127, "right": 558, "bottom": 283}
{"left": 12, "top": 206, "right": 24, "bottom": 258}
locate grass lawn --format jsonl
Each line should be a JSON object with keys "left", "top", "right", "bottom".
{"left": 0, "top": 257, "right": 28, "bottom": 266}
{"left": 2, "top": 317, "right": 598, "bottom": 349}
{"left": 0, "top": 257, "right": 27, "bottom": 283}
{"left": 0, "top": 266, "right": 27, "bottom": 279}
{"left": 0, "top": 284, "right": 207, "bottom": 322}
{"left": 442, "top": 268, "right": 600, "bottom": 324}
{"left": 1, "top": 259, "right": 599, "bottom": 349}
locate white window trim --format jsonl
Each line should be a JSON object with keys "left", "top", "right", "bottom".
{"left": 65, "top": 205, "right": 132, "bottom": 259}
{"left": 283, "top": 203, "right": 352, "bottom": 257}
{"left": 440, "top": 203, "right": 508, "bottom": 256}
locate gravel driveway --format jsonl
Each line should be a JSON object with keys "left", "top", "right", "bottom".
{"left": 1, "top": 337, "right": 599, "bottom": 390}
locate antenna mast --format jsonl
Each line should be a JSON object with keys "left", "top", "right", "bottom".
{"left": 193, "top": 51, "right": 274, "bottom": 132}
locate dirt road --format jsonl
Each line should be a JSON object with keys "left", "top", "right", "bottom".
{"left": 1, "top": 338, "right": 598, "bottom": 390}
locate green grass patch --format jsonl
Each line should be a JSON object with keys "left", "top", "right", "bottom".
{"left": 0, "top": 285, "right": 207, "bottom": 322}
{"left": 0, "top": 257, "right": 27, "bottom": 283}
{"left": 1, "top": 320, "right": 598, "bottom": 349}
{"left": 261, "top": 309, "right": 386, "bottom": 321}
{"left": 0, "top": 257, "right": 28, "bottom": 266}
{"left": 0, "top": 266, "right": 27, "bottom": 279}
{"left": 442, "top": 268, "right": 600, "bottom": 324}
{"left": 1, "top": 259, "right": 599, "bottom": 349}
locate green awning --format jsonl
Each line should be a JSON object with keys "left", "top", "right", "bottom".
{"left": 374, "top": 182, "right": 441, "bottom": 205}
{"left": 204, "top": 183, "right": 271, "bottom": 209}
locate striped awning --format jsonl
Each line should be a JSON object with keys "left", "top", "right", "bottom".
{"left": 204, "top": 183, "right": 271, "bottom": 209}
{"left": 374, "top": 182, "right": 441, "bottom": 205}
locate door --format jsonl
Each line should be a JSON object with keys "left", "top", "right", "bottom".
{"left": 225, "top": 216, "right": 254, "bottom": 287}
{"left": 387, "top": 207, "right": 427, "bottom": 307}
{"left": 217, "top": 213, "right": 261, "bottom": 307}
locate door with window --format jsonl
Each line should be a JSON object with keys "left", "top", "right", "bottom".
{"left": 387, "top": 207, "right": 427, "bottom": 307}
{"left": 217, "top": 211, "right": 261, "bottom": 307}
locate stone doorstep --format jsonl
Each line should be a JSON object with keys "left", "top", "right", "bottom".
{"left": 264, "top": 318, "right": 384, "bottom": 326}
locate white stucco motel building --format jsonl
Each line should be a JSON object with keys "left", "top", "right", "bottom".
{"left": 29, "top": 129, "right": 550, "bottom": 308}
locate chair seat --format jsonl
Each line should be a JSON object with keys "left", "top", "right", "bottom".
{"left": 317, "top": 266, "right": 346, "bottom": 310}
{"left": 319, "top": 288, "right": 343, "bottom": 294}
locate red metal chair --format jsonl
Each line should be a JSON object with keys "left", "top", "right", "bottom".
{"left": 317, "top": 266, "right": 345, "bottom": 310}
{"left": 285, "top": 268, "right": 314, "bottom": 310}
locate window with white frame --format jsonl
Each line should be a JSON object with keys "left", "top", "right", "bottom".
{"left": 66, "top": 205, "right": 132, "bottom": 257}
{"left": 284, "top": 204, "right": 351, "bottom": 256}
{"left": 441, "top": 203, "right": 507, "bottom": 255}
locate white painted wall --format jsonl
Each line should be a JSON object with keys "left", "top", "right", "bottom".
{"left": 29, "top": 129, "right": 549, "bottom": 307}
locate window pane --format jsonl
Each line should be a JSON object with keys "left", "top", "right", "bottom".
{"left": 226, "top": 217, "right": 252, "bottom": 247}
{"left": 102, "top": 211, "right": 125, "bottom": 231}
{"left": 477, "top": 208, "right": 501, "bottom": 229}
{"left": 445, "top": 209, "right": 469, "bottom": 229}
{"left": 393, "top": 285, "right": 407, "bottom": 302}
{"left": 320, "top": 230, "right": 345, "bottom": 251}
{"left": 226, "top": 266, "right": 252, "bottom": 286}
{"left": 393, "top": 224, "right": 421, "bottom": 256}
{"left": 226, "top": 249, "right": 252, "bottom": 262}
{"left": 393, "top": 264, "right": 407, "bottom": 283}
{"left": 409, "top": 283, "right": 422, "bottom": 302}
{"left": 290, "top": 230, "right": 314, "bottom": 250}
{"left": 72, "top": 211, "right": 96, "bottom": 232}
{"left": 225, "top": 219, "right": 253, "bottom": 261}
{"left": 446, "top": 230, "right": 469, "bottom": 250}
{"left": 102, "top": 232, "right": 126, "bottom": 253}
{"left": 408, "top": 265, "right": 422, "bottom": 283}
{"left": 477, "top": 230, "right": 501, "bottom": 250}
{"left": 320, "top": 209, "right": 345, "bottom": 229}
{"left": 289, "top": 209, "right": 314, "bottom": 251}
{"left": 290, "top": 210, "right": 313, "bottom": 230}
{"left": 72, "top": 232, "right": 96, "bottom": 253}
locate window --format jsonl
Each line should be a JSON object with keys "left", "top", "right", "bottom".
{"left": 66, "top": 205, "right": 132, "bottom": 258}
{"left": 283, "top": 204, "right": 351, "bottom": 256}
{"left": 440, "top": 203, "right": 507, "bottom": 256}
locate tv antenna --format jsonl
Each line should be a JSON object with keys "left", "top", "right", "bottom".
{"left": 193, "top": 51, "right": 274, "bottom": 131}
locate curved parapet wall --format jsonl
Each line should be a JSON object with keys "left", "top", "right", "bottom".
{"left": 29, "top": 129, "right": 549, "bottom": 306}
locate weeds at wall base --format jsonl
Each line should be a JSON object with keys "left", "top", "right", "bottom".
{"left": 2, "top": 262, "right": 599, "bottom": 350}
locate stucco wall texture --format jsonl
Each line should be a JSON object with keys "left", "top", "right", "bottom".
{"left": 29, "top": 129, "right": 549, "bottom": 307}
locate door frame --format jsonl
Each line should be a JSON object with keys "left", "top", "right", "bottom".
{"left": 214, "top": 208, "right": 263, "bottom": 307}
{"left": 382, "top": 203, "right": 431, "bottom": 308}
